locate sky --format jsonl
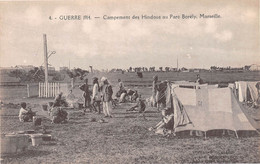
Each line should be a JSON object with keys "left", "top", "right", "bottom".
{"left": 0, "top": 0, "right": 259, "bottom": 70}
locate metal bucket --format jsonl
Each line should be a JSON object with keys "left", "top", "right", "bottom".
{"left": 33, "top": 116, "right": 42, "bottom": 126}
{"left": 30, "top": 134, "right": 43, "bottom": 146}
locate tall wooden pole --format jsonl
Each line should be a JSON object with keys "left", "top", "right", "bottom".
{"left": 43, "top": 34, "right": 48, "bottom": 83}
{"left": 177, "top": 55, "right": 179, "bottom": 71}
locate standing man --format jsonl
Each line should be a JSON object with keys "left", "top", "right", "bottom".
{"left": 92, "top": 77, "right": 101, "bottom": 114}
{"left": 255, "top": 82, "right": 260, "bottom": 107}
{"left": 118, "top": 79, "right": 124, "bottom": 91}
{"left": 196, "top": 74, "right": 203, "bottom": 84}
{"left": 152, "top": 75, "right": 159, "bottom": 111}
{"left": 101, "top": 77, "right": 113, "bottom": 118}
{"left": 80, "top": 78, "right": 91, "bottom": 113}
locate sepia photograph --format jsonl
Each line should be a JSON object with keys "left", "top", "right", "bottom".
{"left": 0, "top": 0, "right": 259, "bottom": 163}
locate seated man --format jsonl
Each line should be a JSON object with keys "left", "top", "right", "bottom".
{"left": 127, "top": 96, "right": 146, "bottom": 113}
{"left": 149, "top": 108, "right": 175, "bottom": 136}
{"left": 19, "top": 102, "right": 35, "bottom": 122}
{"left": 127, "top": 95, "right": 146, "bottom": 119}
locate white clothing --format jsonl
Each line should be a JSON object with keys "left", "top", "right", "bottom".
{"left": 92, "top": 83, "right": 101, "bottom": 101}
{"left": 103, "top": 101, "right": 112, "bottom": 116}
{"left": 19, "top": 108, "right": 28, "bottom": 121}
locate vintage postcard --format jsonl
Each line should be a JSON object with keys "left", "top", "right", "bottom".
{"left": 0, "top": 0, "right": 259, "bottom": 163}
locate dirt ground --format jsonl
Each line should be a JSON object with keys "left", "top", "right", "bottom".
{"left": 0, "top": 83, "right": 260, "bottom": 163}
{"left": 1, "top": 93, "right": 260, "bottom": 163}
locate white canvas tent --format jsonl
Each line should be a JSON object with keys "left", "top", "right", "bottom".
{"left": 235, "top": 81, "right": 259, "bottom": 103}
{"left": 167, "top": 84, "right": 258, "bottom": 137}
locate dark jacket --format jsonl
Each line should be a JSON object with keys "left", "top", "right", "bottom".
{"left": 101, "top": 84, "right": 113, "bottom": 102}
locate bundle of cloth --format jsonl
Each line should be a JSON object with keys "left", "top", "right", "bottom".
{"left": 66, "top": 90, "right": 84, "bottom": 108}
{"left": 50, "top": 107, "right": 68, "bottom": 124}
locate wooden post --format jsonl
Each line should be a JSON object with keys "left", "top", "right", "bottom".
{"left": 47, "top": 82, "right": 49, "bottom": 97}
{"left": 58, "top": 83, "right": 60, "bottom": 94}
{"left": 49, "top": 83, "right": 52, "bottom": 97}
{"left": 39, "top": 83, "right": 42, "bottom": 97}
{"left": 38, "top": 83, "right": 40, "bottom": 97}
{"left": 27, "top": 84, "right": 30, "bottom": 97}
{"left": 54, "top": 83, "right": 56, "bottom": 96}
{"left": 45, "top": 82, "right": 47, "bottom": 98}
{"left": 43, "top": 34, "right": 48, "bottom": 84}
{"left": 51, "top": 83, "right": 55, "bottom": 97}
{"left": 71, "top": 78, "right": 74, "bottom": 89}
{"left": 40, "top": 83, "right": 42, "bottom": 98}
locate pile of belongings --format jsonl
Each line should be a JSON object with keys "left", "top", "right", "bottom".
{"left": 66, "top": 92, "right": 84, "bottom": 108}
{"left": 50, "top": 107, "right": 68, "bottom": 124}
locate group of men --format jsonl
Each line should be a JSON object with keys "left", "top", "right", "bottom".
{"left": 116, "top": 79, "right": 139, "bottom": 103}
{"left": 80, "top": 77, "right": 114, "bottom": 117}
{"left": 18, "top": 74, "right": 203, "bottom": 124}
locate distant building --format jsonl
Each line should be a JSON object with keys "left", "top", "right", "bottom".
{"left": 60, "top": 67, "right": 69, "bottom": 72}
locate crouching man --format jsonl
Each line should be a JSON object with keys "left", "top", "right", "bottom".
{"left": 127, "top": 95, "right": 146, "bottom": 119}
{"left": 19, "top": 102, "right": 35, "bottom": 122}
{"left": 127, "top": 89, "right": 139, "bottom": 102}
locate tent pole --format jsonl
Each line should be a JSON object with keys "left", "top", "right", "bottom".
{"left": 204, "top": 131, "right": 207, "bottom": 139}
{"left": 235, "top": 130, "right": 238, "bottom": 138}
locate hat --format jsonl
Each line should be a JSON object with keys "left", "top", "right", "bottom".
{"left": 101, "top": 77, "right": 107, "bottom": 82}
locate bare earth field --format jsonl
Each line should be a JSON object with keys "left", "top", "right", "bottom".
{"left": 0, "top": 72, "right": 260, "bottom": 163}
{"left": 1, "top": 85, "right": 260, "bottom": 163}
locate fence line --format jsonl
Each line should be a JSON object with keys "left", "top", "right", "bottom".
{"left": 38, "top": 82, "right": 68, "bottom": 98}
